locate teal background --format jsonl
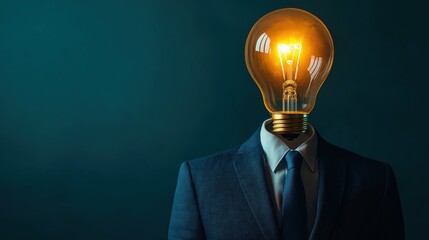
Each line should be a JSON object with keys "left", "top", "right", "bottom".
{"left": 0, "top": 0, "right": 427, "bottom": 239}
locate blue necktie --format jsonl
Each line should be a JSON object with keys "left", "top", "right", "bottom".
{"left": 282, "top": 150, "right": 307, "bottom": 240}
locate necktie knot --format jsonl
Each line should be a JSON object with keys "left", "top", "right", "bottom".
{"left": 285, "top": 150, "right": 303, "bottom": 170}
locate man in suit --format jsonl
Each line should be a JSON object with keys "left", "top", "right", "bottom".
{"left": 168, "top": 119, "right": 404, "bottom": 240}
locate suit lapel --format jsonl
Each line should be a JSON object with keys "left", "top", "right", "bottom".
{"left": 234, "top": 128, "right": 281, "bottom": 240}
{"left": 309, "top": 136, "right": 347, "bottom": 240}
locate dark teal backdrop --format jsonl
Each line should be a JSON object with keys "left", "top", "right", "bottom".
{"left": 0, "top": 0, "right": 427, "bottom": 239}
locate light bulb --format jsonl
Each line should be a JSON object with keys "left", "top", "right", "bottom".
{"left": 245, "top": 8, "right": 334, "bottom": 135}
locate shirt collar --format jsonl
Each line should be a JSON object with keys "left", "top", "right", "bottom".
{"left": 260, "top": 118, "right": 318, "bottom": 173}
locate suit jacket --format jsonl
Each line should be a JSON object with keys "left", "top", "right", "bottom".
{"left": 168, "top": 128, "right": 404, "bottom": 240}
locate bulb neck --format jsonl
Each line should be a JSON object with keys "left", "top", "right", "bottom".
{"left": 271, "top": 113, "right": 308, "bottom": 138}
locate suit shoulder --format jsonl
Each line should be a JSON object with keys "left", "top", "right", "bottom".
{"left": 322, "top": 140, "right": 392, "bottom": 191}
{"left": 328, "top": 140, "right": 385, "bottom": 162}
{"left": 324, "top": 140, "right": 388, "bottom": 173}
{"left": 186, "top": 146, "right": 240, "bottom": 170}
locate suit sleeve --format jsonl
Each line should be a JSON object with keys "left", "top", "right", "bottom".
{"left": 168, "top": 161, "right": 205, "bottom": 240}
{"left": 378, "top": 164, "right": 405, "bottom": 239}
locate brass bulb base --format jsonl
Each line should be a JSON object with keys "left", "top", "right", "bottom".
{"left": 271, "top": 113, "right": 308, "bottom": 136}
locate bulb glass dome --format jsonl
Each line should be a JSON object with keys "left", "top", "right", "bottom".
{"left": 245, "top": 8, "right": 334, "bottom": 114}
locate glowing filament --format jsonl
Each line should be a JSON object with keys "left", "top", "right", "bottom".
{"left": 278, "top": 43, "right": 301, "bottom": 111}
{"left": 278, "top": 43, "right": 301, "bottom": 81}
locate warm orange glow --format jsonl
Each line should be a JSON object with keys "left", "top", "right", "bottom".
{"left": 277, "top": 43, "right": 302, "bottom": 81}
{"left": 278, "top": 44, "right": 292, "bottom": 54}
{"left": 245, "top": 8, "right": 334, "bottom": 113}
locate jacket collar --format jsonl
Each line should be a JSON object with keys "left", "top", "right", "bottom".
{"left": 309, "top": 134, "right": 346, "bottom": 240}
{"left": 234, "top": 127, "right": 346, "bottom": 240}
{"left": 234, "top": 127, "right": 281, "bottom": 240}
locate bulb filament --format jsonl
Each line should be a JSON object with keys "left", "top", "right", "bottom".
{"left": 278, "top": 43, "right": 301, "bottom": 111}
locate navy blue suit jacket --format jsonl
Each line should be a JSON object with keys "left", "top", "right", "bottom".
{"left": 169, "top": 128, "right": 404, "bottom": 239}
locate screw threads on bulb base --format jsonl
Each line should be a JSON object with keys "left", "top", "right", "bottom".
{"left": 271, "top": 113, "right": 308, "bottom": 135}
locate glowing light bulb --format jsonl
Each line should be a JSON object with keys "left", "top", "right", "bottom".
{"left": 245, "top": 8, "right": 334, "bottom": 135}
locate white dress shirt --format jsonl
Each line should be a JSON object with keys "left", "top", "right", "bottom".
{"left": 260, "top": 118, "right": 319, "bottom": 232}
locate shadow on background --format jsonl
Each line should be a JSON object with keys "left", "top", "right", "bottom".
{"left": 0, "top": 0, "right": 427, "bottom": 239}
